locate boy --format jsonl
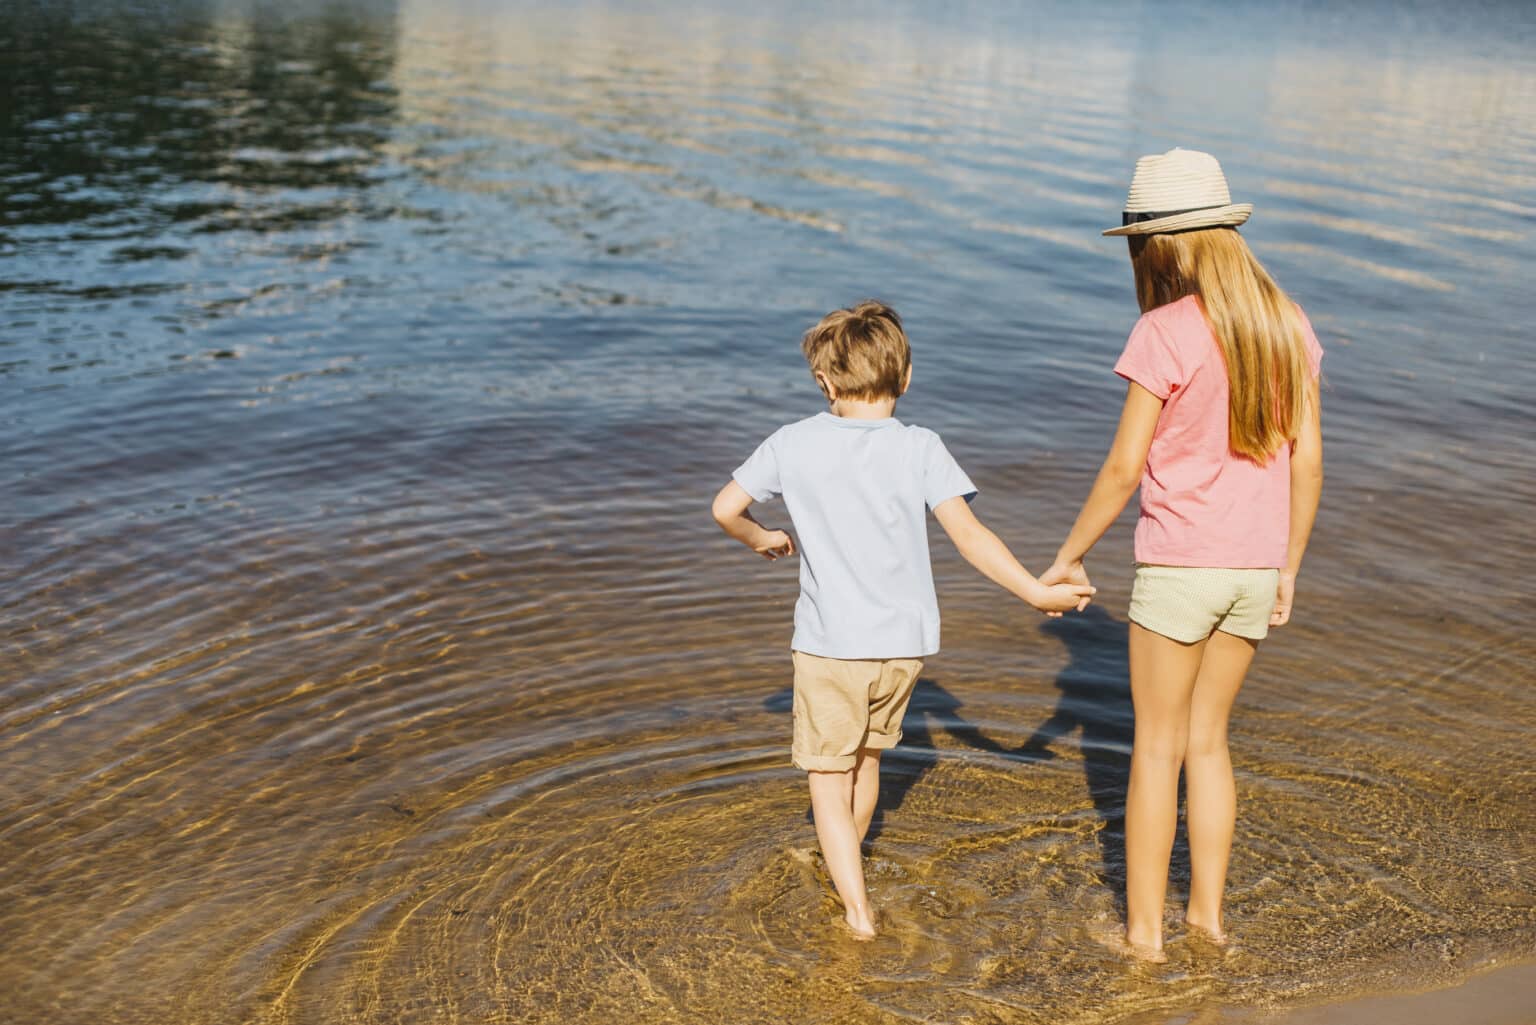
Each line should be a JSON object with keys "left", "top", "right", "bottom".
{"left": 711, "top": 300, "right": 1093, "bottom": 938}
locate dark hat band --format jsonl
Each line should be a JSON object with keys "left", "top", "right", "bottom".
{"left": 1121, "top": 203, "right": 1229, "bottom": 226}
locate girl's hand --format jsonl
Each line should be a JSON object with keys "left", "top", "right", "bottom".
{"left": 1270, "top": 572, "right": 1296, "bottom": 626}
{"left": 1041, "top": 559, "right": 1094, "bottom": 612}
{"left": 1031, "top": 581, "right": 1097, "bottom": 616}
{"left": 754, "top": 530, "right": 795, "bottom": 561}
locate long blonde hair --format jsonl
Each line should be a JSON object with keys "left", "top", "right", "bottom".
{"left": 1130, "top": 228, "right": 1309, "bottom": 462}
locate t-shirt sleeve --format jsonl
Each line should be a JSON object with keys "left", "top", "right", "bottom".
{"left": 1295, "top": 305, "right": 1324, "bottom": 379}
{"left": 923, "top": 432, "right": 978, "bottom": 510}
{"left": 1114, "top": 315, "right": 1181, "bottom": 399}
{"left": 732, "top": 431, "right": 782, "bottom": 502}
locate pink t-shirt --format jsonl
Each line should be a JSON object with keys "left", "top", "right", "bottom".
{"left": 1114, "top": 295, "right": 1323, "bottom": 569}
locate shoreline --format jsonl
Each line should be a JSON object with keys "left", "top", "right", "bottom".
{"left": 1242, "top": 958, "right": 1536, "bottom": 1025}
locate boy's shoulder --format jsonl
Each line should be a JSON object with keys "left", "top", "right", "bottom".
{"left": 890, "top": 420, "right": 949, "bottom": 453}
{"left": 775, "top": 412, "right": 943, "bottom": 434}
{"left": 772, "top": 413, "right": 829, "bottom": 437}
{"left": 751, "top": 414, "right": 821, "bottom": 452}
{"left": 767, "top": 414, "right": 946, "bottom": 450}
{"left": 899, "top": 421, "right": 943, "bottom": 442}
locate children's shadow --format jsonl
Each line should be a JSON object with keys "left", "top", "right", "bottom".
{"left": 764, "top": 610, "right": 1187, "bottom": 904}
{"left": 1018, "top": 605, "right": 1140, "bottom": 898}
{"left": 762, "top": 675, "right": 1011, "bottom": 847}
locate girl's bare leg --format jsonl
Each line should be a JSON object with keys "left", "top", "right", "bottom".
{"left": 851, "top": 748, "right": 882, "bottom": 844}
{"left": 1183, "top": 630, "right": 1259, "bottom": 941}
{"left": 1125, "top": 623, "right": 1207, "bottom": 954}
{"left": 807, "top": 769, "right": 875, "bottom": 937}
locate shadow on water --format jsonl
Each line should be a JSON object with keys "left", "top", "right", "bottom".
{"left": 871, "top": 677, "right": 1013, "bottom": 845}
{"left": 765, "top": 610, "right": 1131, "bottom": 847}
{"left": 765, "top": 608, "right": 1202, "bottom": 898}
{"left": 764, "top": 675, "right": 1011, "bottom": 845}
{"left": 1020, "top": 606, "right": 1135, "bottom": 896}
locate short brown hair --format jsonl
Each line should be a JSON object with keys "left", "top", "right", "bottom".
{"left": 800, "top": 300, "right": 910, "bottom": 402}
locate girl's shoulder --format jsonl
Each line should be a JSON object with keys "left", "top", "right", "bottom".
{"left": 1291, "top": 301, "right": 1325, "bottom": 374}
{"left": 1134, "top": 295, "right": 1216, "bottom": 360}
{"left": 1139, "top": 294, "right": 1205, "bottom": 333}
{"left": 1118, "top": 296, "right": 1211, "bottom": 398}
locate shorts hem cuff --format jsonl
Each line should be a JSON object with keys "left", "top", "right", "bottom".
{"left": 1216, "top": 624, "right": 1270, "bottom": 641}
{"left": 793, "top": 752, "right": 857, "bottom": 772}
{"left": 1129, "top": 614, "right": 1210, "bottom": 645}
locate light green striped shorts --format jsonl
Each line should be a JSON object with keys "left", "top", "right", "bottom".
{"left": 1129, "top": 565, "right": 1281, "bottom": 644}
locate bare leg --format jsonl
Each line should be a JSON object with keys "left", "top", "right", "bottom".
{"left": 851, "top": 748, "right": 882, "bottom": 844}
{"left": 807, "top": 769, "right": 875, "bottom": 937}
{"left": 1183, "top": 630, "right": 1259, "bottom": 942}
{"left": 1125, "top": 623, "right": 1207, "bottom": 955}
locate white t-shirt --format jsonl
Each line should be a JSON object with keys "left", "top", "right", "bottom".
{"left": 733, "top": 412, "right": 977, "bottom": 659}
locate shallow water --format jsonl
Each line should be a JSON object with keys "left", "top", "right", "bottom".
{"left": 3, "top": 1, "right": 1535, "bottom": 1022}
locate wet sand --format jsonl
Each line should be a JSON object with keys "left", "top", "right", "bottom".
{"left": 1250, "top": 959, "right": 1536, "bottom": 1025}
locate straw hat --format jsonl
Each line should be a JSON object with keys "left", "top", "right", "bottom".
{"left": 1102, "top": 148, "right": 1252, "bottom": 236}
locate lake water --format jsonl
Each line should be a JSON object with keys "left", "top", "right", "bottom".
{"left": 3, "top": 1, "right": 1535, "bottom": 1023}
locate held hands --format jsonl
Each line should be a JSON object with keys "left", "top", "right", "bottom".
{"left": 1033, "top": 559, "right": 1095, "bottom": 617}
{"left": 1270, "top": 571, "right": 1296, "bottom": 626}
{"left": 928, "top": 497, "right": 1093, "bottom": 618}
{"left": 1031, "top": 559, "right": 1095, "bottom": 617}
{"left": 1030, "top": 581, "right": 1097, "bottom": 617}
{"left": 753, "top": 529, "right": 796, "bottom": 561}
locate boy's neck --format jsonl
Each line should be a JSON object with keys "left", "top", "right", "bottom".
{"left": 828, "top": 396, "right": 898, "bottom": 420}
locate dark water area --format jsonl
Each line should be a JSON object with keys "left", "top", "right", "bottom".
{"left": 3, "top": 1, "right": 1535, "bottom": 1023}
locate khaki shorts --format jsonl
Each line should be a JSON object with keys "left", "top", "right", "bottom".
{"left": 1129, "top": 565, "right": 1280, "bottom": 644}
{"left": 790, "top": 651, "right": 923, "bottom": 772}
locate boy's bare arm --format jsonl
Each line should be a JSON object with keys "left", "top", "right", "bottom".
{"left": 933, "top": 497, "right": 1094, "bottom": 615}
{"left": 711, "top": 481, "right": 795, "bottom": 560}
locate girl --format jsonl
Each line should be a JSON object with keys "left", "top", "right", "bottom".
{"left": 1042, "top": 148, "right": 1324, "bottom": 960}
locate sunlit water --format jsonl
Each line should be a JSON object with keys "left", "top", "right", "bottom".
{"left": 3, "top": 1, "right": 1535, "bottom": 1022}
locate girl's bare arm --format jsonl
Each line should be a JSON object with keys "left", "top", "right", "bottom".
{"left": 1047, "top": 381, "right": 1163, "bottom": 579}
{"left": 1273, "top": 378, "right": 1323, "bottom": 625}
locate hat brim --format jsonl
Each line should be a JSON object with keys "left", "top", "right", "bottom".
{"left": 1102, "top": 203, "right": 1253, "bottom": 237}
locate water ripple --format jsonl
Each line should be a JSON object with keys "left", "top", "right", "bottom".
{"left": 3, "top": 1, "right": 1535, "bottom": 1023}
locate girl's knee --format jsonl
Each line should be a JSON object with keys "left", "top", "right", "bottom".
{"left": 1134, "top": 731, "right": 1188, "bottom": 766}
{"left": 1185, "top": 730, "right": 1229, "bottom": 759}
{"left": 1130, "top": 725, "right": 1185, "bottom": 765}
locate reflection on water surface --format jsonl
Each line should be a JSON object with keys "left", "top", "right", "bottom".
{"left": 3, "top": 1, "right": 1534, "bottom": 1022}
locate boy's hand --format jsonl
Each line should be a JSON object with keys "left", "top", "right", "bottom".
{"left": 1041, "top": 559, "right": 1094, "bottom": 612}
{"left": 754, "top": 530, "right": 795, "bottom": 561}
{"left": 1030, "top": 581, "right": 1096, "bottom": 617}
{"left": 1270, "top": 572, "right": 1296, "bottom": 626}
{"left": 713, "top": 481, "right": 796, "bottom": 562}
